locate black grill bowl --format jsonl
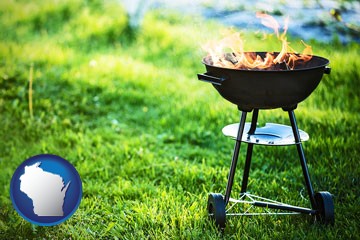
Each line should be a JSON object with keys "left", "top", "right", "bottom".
{"left": 198, "top": 52, "right": 330, "bottom": 111}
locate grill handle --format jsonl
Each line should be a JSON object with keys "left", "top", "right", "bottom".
{"left": 324, "top": 66, "right": 331, "bottom": 74}
{"left": 197, "top": 73, "right": 227, "bottom": 86}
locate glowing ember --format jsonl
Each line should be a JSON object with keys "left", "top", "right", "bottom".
{"left": 203, "top": 13, "right": 313, "bottom": 70}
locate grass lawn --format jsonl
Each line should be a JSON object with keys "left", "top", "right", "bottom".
{"left": 0, "top": 0, "right": 359, "bottom": 239}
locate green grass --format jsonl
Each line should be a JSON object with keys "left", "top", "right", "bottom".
{"left": 1, "top": 0, "right": 359, "bottom": 239}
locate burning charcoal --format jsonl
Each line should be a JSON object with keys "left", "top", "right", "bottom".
{"left": 204, "top": 57, "right": 214, "bottom": 65}
{"left": 278, "top": 61, "right": 290, "bottom": 70}
{"left": 224, "top": 53, "right": 238, "bottom": 65}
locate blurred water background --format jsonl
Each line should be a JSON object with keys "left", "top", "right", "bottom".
{"left": 121, "top": 0, "right": 360, "bottom": 44}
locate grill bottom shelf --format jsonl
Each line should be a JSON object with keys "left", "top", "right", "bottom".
{"left": 222, "top": 122, "right": 309, "bottom": 146}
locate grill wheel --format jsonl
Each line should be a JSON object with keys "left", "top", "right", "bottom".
{"left": 207, "top": 193, "right": 226, "bottom": 229}
{"left": 314, "top": 191, "right": 335, "bottom": 225}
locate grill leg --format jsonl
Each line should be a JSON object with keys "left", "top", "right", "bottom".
{"left": 288, "top": 110, "right": 317, "bottom": 209}
{"left": 224, "top": 111, "right": 247, "bottom": 206}
{"left": 240, "top": 109, "right": 259, "bottom": 193}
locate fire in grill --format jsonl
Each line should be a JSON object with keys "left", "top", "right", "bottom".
{"left": 199, "top": 13, "right": 330, "bottom": 111}
{"left": 203, "top": 12, "right": 314, "bottom": 71}
{"left": 196, "top": 13, "right": 334, "bottom": 230}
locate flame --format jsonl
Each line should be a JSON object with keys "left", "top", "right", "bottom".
{"left": 203, "top": 13, "right": 313, "bottom": 70}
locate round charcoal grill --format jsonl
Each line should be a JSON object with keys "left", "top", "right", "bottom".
{"left": 198, "top": 52, "right": 330, "bottom": 111}
{"left": 197, "top": 52, "right": 334, "bottom": 229}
